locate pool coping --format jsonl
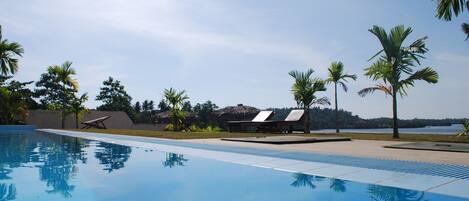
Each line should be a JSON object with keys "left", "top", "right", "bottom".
{"left": 39, "top": 129, "right": 469, "bottom": 199}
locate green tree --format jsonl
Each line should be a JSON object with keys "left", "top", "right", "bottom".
{"left": 326, "top": 61, "right": 357, "bottom": 133}
{"left": 359, "top": 25, "right": 438, "bottom": 138}
{"left": 96, "top": 77, "right": 136, "bottom": 121}
{"left": 289, "top": 69, "right": 330, "bottom": 133}
{"left": 0, "top": 25, "right": 24, "bottom": 76}
{"left": 35, "top": 61, "right": 79, "bottom": 128}
{"left": 0, "top": 87, "right": 27, "bottom": 124}
{"left": 457, "top": 121, "right": 469, "bottom": 137}
{"left": 163, "top": 88, "right": 189, "bottom": 131}
{"left": 134, "top": 101, "right": 141, "bottom": 113}
{"left": 182, "top": 101, "right": 192, "bottom": 112}
{"left": 158, "top": 99, "right": 170, "bottom": 112}
{"left": 435, "top": 0, "right": 469, "bottom": 40}
{"left": 68, "top": 93, "right": 88, "bottom": 129}
{"left": 193, "top": 100, "right": 218, "bottom": 127}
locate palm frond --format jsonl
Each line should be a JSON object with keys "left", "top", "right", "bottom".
{"left": 312, "top": 96, "right": 331, "bottom": 106}
{"left": 436, "top": 0, "right": 466, "bottom": 21}
{"left": 462, "top": 23, "right": 469, "bottom": 40}
{"left": 358, "top": 84, "right": 392, "bottom": 97}
{"left": 400, "top": 67, "right": 439, "bottom": 92}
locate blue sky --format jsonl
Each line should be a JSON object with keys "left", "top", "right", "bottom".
{"left": 1, "top": 0, "right": 468, "bottom": 119}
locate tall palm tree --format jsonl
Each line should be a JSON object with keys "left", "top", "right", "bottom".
{"left": 163, "top": 88, "right": 189, "bottom": 131}
{"left": 48, "top": 61, "right": 79, "bottom": 128}
{"left": 69, "top": 93, "right": 88, "bottom": 129}
{"left": 358, "top": 25, "right": 438, "bottom": 138}
{"left": 326, "top": 61, "right": 357, "bottom": 133}
{"left": 289, "top": 69, "right": 330, "bottom": 133}
{"left": 435, "top": 0, "right": 469, "bottom": 40}
{"left": 0, "top": 25, "right": 24, "bottom": 76}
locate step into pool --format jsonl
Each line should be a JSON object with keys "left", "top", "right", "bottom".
{"left": 0, "top": 131, "right": 467, "bottom": 201}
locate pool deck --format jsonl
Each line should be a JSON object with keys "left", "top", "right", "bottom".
{"left": 39, "top": 129, "right": 469, "bottom": 199}
{"left": 184, "top": 138, "right": 469, "bottom": 165}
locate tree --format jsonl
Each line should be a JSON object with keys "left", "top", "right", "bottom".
{"left": 435, "top": 0, "right": 469, "bottom": 41}
{"left": 0, "top": 87, "right": 27, "bottom": 124}
{"left": 35, "top": 61, "right": 79, "bottom": 128}
{"left": 68, "top": 93, "right": 88, "bottom": 129}
{"left": 96, "top": 77, "right": 136, "bottom": 121}
{"left": 193, "top": 100, "right": 218, "bottom": 127}
{"left": 134, "top": 101, "right": 141, "bottom": 113}
{"left": 158, "top": 99, "right": 170, "bottom": 112}
{"left": 182, "top": 101, "right": 192, "bottom": 112}
{"left": 457, "top": 121, "right": 469, "bottom": 137}
{"left": 326, "top": 61, "right": 357, "bottom": 133}
{"left": 163, "top": 88, "right": 189, "bottom": 131}
{"left": 358, "top": 25, "right": 438, "bottom": 138}
{"left": 290, "top": 173, "right": 324, "bottom": 189}
{"left": 289, "top": 69, "right": 330, "bottom": 133}
{"left": 0, "top": 25, "right": 24, "bottom": 76}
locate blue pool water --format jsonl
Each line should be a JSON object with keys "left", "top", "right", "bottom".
{"left": 0, "top": 132, "right": 467, "bottom": 201}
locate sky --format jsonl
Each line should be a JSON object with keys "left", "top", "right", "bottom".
{"left": 0, "top": 0, "right": 468, "bottom": 119}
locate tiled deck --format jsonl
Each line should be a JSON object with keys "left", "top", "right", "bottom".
{"left": 39, "top": 129, "right": 469, "bottom": 199}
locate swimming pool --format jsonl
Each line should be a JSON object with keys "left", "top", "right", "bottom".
{"left": 0, "top": 131, "right": 467, "bottom": 201}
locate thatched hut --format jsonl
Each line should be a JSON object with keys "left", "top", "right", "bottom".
{"left": 213, "top": 104, "right": 260, "bottom": 127}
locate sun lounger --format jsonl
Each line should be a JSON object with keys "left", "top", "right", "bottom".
{"left": 81, "top": 116, "right": 111, "bottom": 129}
{"left": 251, "top": 109, "right": 305, "bottom": 133}
{"left": 227, "top": 111, "right": 274, "bottom": 132}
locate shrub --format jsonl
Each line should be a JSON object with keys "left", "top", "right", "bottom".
{"left": 164, "top": 123, "right": 175, "bottom": 131}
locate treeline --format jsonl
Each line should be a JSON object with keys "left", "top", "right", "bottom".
{"left": 269, "top": 108, "right": 467, "bottom": 130}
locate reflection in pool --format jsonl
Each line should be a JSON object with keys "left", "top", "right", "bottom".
{"left": 0, "top": 132, "right": 466, "bottom": 201}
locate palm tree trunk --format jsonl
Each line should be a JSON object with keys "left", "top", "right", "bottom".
{"left": 392, "top": 91, "right": 399, "bottom": 138}
{"left": 304, "top": 108, "right": 310, "bottom": 134}
{"left": 334, "top": 83, "right": 339, "bottom": 133}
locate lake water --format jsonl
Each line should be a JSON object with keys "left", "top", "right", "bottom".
{"left": 314, "top": 124, "right": 463, "bottom": 135}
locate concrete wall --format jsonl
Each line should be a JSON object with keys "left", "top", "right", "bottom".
{"left": 26, "top": 110, "right": 164, "bottom": 131}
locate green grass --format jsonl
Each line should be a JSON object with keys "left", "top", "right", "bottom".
{"left": 67, "top": 129, "right": 469, "bottom": 143}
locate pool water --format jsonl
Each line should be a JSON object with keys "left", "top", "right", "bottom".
{"left": 0, "top": 132, "right": 467, "bottom": 201}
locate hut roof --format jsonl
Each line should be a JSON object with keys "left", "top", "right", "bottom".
{"left": 214, "top": 104, "right": 259, "bottom": 116}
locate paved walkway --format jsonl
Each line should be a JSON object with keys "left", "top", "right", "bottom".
{"left": 183, "top": 138, "right": 469, "bottom": 165}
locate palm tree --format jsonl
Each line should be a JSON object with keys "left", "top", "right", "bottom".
{"left": 290, "top": 173, "right": 325, "bottom": 189}
{"left": 457, "top": 121, "right": 469, "bottom": 137}
{"left": 0, "top": 25, "right": 24, "bottom": 76}
{"left": 358, "top": 25, "right": 438, "bottom": 139}
{"left": 48, "top": 61, "right": 79, "bottom": 128}
{"left": 0, "top": 87, "right": 27, "bottom": 124}
{"left": 69, "top": 93, "right": 88, "bottom": 129}
{"left": 435, "top": 0, "right": 469, "bottom": 40}
{"left": 289, "top": 69, "right": 330, "bottom": 133}
{"left": 163, "top": 88, "right": 189, "bottom": 131}
{"left": 326, "top": 61, "right": 357, "bottom": 133}
{"left": 330, "top": 179, "right": 347, "bottom": 193}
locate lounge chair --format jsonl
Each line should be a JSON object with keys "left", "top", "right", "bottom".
{"left": 227, "top": 111, "right": 274, "bottom": 132}
{"left": 81, "top": 116, "right": 111, "bottom": 129}
{"left": 273, "top": 109, "right": 305, "bottom": 133}
{"left": 251, "top": 109, "right": 305, "bottom": 133}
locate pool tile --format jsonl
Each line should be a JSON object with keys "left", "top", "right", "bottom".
{"left": 336, "top": 169, "right": 401, "bottom": 184}
{"left": 302, "top": 165, "right": 365, "bottom": 178}
{"left": 427, "top": 179, "right": 469, "bottom": 199}
{"left": 375, "top": 173, "right": 457, "bottom": 191}
{"left": 275, "top": 161, "right": 332, "bottom": 172}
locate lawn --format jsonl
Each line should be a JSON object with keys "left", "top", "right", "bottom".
{"left": 67, "top": 129, "right": 469, "bottom": 143}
